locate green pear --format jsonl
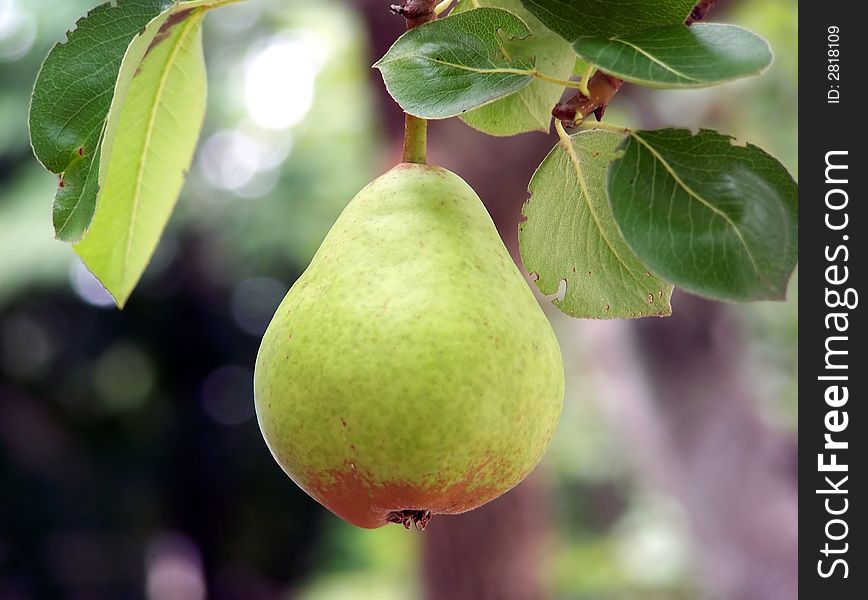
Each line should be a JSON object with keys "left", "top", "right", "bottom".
{"left": 254, "top": 163, "right": 564, "bottom": 529}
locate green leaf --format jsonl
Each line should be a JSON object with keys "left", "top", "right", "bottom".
{"left": 571, "top": 56, "right": 592, "bottom": 77}
{"left": 75, "top": 8, "right": 208, "bottom": 307}
{"left": 453, "top": 0, "right": 575, "bottom": 136}
{"left": 29, "top": 0, "right": 175, "bottom": 241}
{"left": 520, "top": 130, "right": 673, "bottom": 319}
{"left": 374, "top": 8, "right": 536, "bottom": 119}
{"left": 573, "top": 24, "right": 772, "bottom": 88}
{"left": 53, "top": 142, "right": 102, "bottom": 240}
{"left": 520, "top": 0, "right": 695, "bottom": 42}
{"left": 99, "top": 5, "right": 194, "bottom": 187}
{"left": 608, "top": 129, "right": 798, "bottom": 302}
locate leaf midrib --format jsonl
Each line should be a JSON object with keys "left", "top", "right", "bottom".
{"left": 630, "top": 132, "right": 761, "bottom": 276}
{"left": 560, "top": 135, "right": 649, "bottom": 289}
{"left": 122, "top": 11, "right": 203, "bottom": 287}
{"left": 603, "top": 35, "right": 700, "bottom": 82}
{"left": 383, "top": 55, "right": 534, "bottom": 79}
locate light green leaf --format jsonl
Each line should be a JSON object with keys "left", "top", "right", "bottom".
{"left": 520, "top": 0, "right": 695, "bottom": 42}
{"left": 374, "top": 8, "right": 536, "bottom": 119}
{"left": 607, "top": 129, "right": 798, "bottom": 302}
{"left": 75, "top": 8, "right": 208, "bottom": 307}
{"left": 29, "top": 0, "right": 176, "bottom": 241}
{"left": 573, "top": 24, "right": 772, "bottom": 88}
{"left": 454, "top": 0, "right": 575, "bottom": 136}
{"left": 520, "top": 130, "right": 673, "bottom": 319}
{"left": 99, "top": 5, "right": 192, "bottom": 187}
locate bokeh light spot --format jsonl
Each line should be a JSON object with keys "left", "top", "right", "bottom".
{"left": 93, "top": 343, "right": 156, "bottom": 412}
{"left": 0, "top": 0, "right": 36, "bottom": 62}
{"left": 70, "top": 260, "right": 115, "bottom": 308}
{"left": 243, "top": 34, "right": 324, "bottom": 130}
{"left": 145, "top": 532, "right": 206, "bottom": 600}
{"left": 198, "top": 130, "right": 292, "bottom": 195}
{"left": 231, "top": 276, "right": 287, "bottom": 336}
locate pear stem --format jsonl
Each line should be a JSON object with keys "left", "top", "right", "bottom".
{"left": 402, "top": 113, "right": 428, "bottom": 164}
{"left": 393, "top": 1, "right": 437, "bottom": 165}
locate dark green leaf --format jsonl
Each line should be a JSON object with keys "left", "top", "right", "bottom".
{"left": 520, "top": 130, "right": 673, "bottom": 319}
{"left": 573, "top": 24, "right": 772, "bottom": 88}
{"left": 53, "top": 144, "right": 102, "bottom": 240}
{"left": 29, "top": 0, "right": 174, "bottom": 241}
{"left": 608, "top": 129, "right": 798, "bottom": 302}
{"left": 520, "top": 0, "right": 695, "bottom": 42}
{"left": 374, "top": 8, "right": 536, "bottom": 119}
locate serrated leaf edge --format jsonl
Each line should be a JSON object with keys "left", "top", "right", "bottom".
{"left": 521, "top": 130, "right": 674, "bottom": 319}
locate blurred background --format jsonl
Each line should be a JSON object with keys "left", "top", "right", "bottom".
{"left": 0, "top": 0, "right": 797, "bottom": 598}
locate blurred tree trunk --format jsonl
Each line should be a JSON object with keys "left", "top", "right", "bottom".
{"left": 418, "top": 116, "right": 556, "bottom": 598}
{"left": 417, "top": 123, "right": 555, "bottom": 600}
{"left": 582, "top": 294, "right": 798, "bottom": 600}
{"left": 421, "top": 475, "right": 549, "bottom": 600}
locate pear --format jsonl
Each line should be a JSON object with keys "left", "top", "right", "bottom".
{"left": 254, "top": 163, "right": 564, "bottom": 529}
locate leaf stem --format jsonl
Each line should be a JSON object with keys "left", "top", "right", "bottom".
{"left": 532, "top": 70, "right": 585, "bottom": 90}
{"left": 394, "top": 0, "right": 439, "bottom": 164}
{"left": 554, "top": 118, "right": 571, "bottom": 147}
{"left": 577, "top": 63, "right": 595, "bottom": 98}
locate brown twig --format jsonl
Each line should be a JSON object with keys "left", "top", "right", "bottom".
{"left": 390, "top": 0, "right": 437, "bottom": 28}
{"left": 686, "top": 0, "right": 722, "bottom": 25}
{"left": 553, "top": 0, "right": 723, "bottom": 126}
{"left": 552, "top": 72, "right": 624, "bottom": 124}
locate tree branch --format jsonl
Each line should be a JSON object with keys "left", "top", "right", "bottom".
{"left": 686, "top": 0, "right": 722, "bottom": 25}
{"left": 553, "top": 0, "right": 724, "bottom": 125}
{"left": 390, "top": 0, "right": 437, "bottom": 28}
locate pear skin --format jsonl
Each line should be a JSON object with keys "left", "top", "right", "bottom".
{"left": 254, "top": 163, "right": 564, "bottom": 528}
